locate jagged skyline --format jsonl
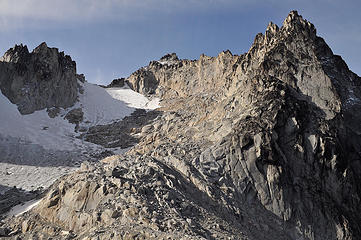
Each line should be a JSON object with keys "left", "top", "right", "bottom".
{"left": 2, "top": 10, "right": 361, "bottom": 238}
{"left": 0, "top": 0, "right": 360, "bottom": 85}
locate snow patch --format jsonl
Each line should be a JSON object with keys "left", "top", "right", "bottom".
{"left": 158, "top": 61, "right": 170, "bottom": 65}
{"left": 105, "top": 84, "right": 160, "bottom": 110}
{"left": 0, "top": 92, "right": 79, "bottom": 151}
{"left": 346, "top": 88, "right": 360, "bottom": 105}
{"left": 5, "top": 198, "right": 42, "bottom": 217}
{"left": 0, "top": 82, "right": 159, "bottom": 152}
{"left": 157, "top": 60, "right": 178, "bottom": 66}
{"left": 74, "top": 82, "right": 134, "bottom": 126}
{"left": 0, "top": 81, "right": 161, "bottom": 216}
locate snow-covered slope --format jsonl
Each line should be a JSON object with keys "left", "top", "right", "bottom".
{"left": 0, "top": 92, "right": 84, "bottom": 151}
{"left": 105, "top": 84, "right": 160, "bottom": 110}
{"left": 0, "top": 82, "right": 160, "bottom": 200}
{"left": 0, "top": 82, "right": 160, "bottom": 152}
{"left": 75, "top": 82, "right": 134, "bottom": 127}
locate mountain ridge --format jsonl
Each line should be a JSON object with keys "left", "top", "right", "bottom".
{"left": 1, "top": 10, "right": 361, "bottom": 240}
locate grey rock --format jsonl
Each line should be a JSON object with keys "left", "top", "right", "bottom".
{"left": 64, "top": 108, "right": 84, "bottom": 131}
{"left": 64, "top": 108, "right": 83, "bottom": 125}
{"left": 106, "top": 78, "right": 125, "bottom": 88}
{"left": 76, "top": 73, "right": 86, "bottom": 83}
{"left": 0, "top": 42, "right": 79, "bottom": 114}
{"left": 0, "top": 227, "right": 10, "bottom": 236}
{"left": 46, "top": 107, "right": 60, "bottom": 118}
{"left": 79, "top": 109, "right": 160, "bottom": 148}
{"left": 160, "top": 53, "right": 179, "bottom": 61}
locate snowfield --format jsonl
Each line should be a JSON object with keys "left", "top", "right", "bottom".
{"left": 0, "top": 82, "right": 160, "bottom": 216}
{"left": 106, "top": 84, "right": 160, "bottom": 110}
{"left": 0, "top": 82, "right": 160, "bottom": 152}
{"left": 76, "top": 82, "right": 133, "bottom": 126}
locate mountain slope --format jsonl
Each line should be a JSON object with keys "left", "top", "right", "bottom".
{"left": 2, "top": 11, "right": 361, "bottom": 240}
{"left": 0, "top": 43, "right": 161, "bottom": 217}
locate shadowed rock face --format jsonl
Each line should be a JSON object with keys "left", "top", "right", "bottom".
{"left": 0, "top": 42, "right": 79, "bottom": 114}
{"left": 4, "top": 11, "right": 361, "bottom": 240}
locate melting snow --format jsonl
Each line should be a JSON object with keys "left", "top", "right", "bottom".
{"left": 0, "top": 92, "right": 78, "bottom": 151}
{"left": 158, "top": 61, "right": 170, "bottom": 65}
{"left": 0, "top": 82, "right": 160, "bottom": 151}
{"left": 0, "top": 81, "right": 161, "bottom": 216}
{"left": 74, "top": 82, "right": 134, "bottom": 126}
{"left": 105, "top": 84, "right": 160, "bottom": 110}
{"left": 5, "top": 198, "right": 42, "bottom": 217}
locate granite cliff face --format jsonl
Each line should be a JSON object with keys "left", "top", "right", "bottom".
{"left": 3, "top": 11, "right": 361, "bottom": 240}
{"left": 0, "top": 42, "right": 80, "bottom": 114}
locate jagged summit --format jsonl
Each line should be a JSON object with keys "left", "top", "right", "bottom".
{"left": 0, "top": 44, "right": 30, "bottom": 63}
{"left": 33, "top": 42, "right": 48, "bottom": 52}
{"left": 252, "top": 10, "right": 316, "bottom": 48}
{"left": 265, "top": 21, "right": 279, "bottom": 33}
{"left": 0, "top": 42, "right": 80, "bottom": 114}
{"left": 159, "top": 53, "right": 179, "bottom": 62}
{"left": 126, "top": 10, "right": 360, "bottom": 121}
{"left": 283, "top": 10, "right": 316, "bottom": 36}
{"left": 262, "top": 11, "right": 316, "bottom": 38}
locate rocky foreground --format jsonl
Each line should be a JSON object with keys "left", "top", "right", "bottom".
{"left": 1, "top": 11, "right": 361, "bottom": 240}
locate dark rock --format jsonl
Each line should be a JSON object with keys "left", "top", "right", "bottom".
{"left": 106, "top": 78, "right": 125, "bottom": 88}
{"left": 64, "top": 108, "right": 83, "bottom": 132}
{"left": 106, "top": 166, "right": 128, "bottom": 178}
{"left": 79, "top": 109, "right": 161, "bottom": 148}
{"left": 76, "top": 73, "right": 86, "bottom": 83}
{"left": 64, "top": 108, "right": 83, "bottom": 125}
{"left": 0, "top": 227, "right": 10, "bottom": 236}
{"left": 159, "top": 53, "right": 179, "bottom": 62}
{"left": 0, "top": 42, "right": 79, "bottom": 114}
{"left": 46, "top": 107, "right": 60, "bottom": 118}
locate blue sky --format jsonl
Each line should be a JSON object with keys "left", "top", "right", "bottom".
{"left": 0, "top": 0, "right": 360, "bottom": 85}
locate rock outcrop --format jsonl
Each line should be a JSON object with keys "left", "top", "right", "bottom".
{"left": 106, "top": 78, "right": 125, "bottom": 88}
{"left": 3, "top": 11, "right": 361, "bottom": 240}
{"left": 0, "top": 42, "right": 80, "bottom": 114}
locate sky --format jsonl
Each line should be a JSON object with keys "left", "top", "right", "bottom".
{"left": 0, "top": 0, "right": 360, "bottom": 85}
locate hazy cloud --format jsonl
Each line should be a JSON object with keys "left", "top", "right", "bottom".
{"left": 0, "top": 0, "right": 353, "bottom": 26}
{"left": 0, "top": 0, "right": 249, "bottom": 22}
{"left": 0, "top": 0, "right": 144, "bottom": 24}
{"left": 0, "top": 0, "right": 250, "bottom": 30}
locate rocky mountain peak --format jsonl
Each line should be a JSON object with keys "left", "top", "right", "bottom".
{"left": 0, "top": 42, "right": 80, "bottom": 114}
{"left": 0, "top": 44, "right": 30, "bottom": 63}
{"left": 282, "top": 10, "right": 316, "bottom": 36}
{"left": 33, "top": 42, "right": 48, "bottom": 53}
{"left": 159, "top": 53, "right": 179, "bottom": 62}
{"left": 283, "top": 11, "right": 316, "bottom": 30}
{"left": 283, "top": 10, "right": 306, "bottom": 26}
{"left": 242, "top": 11, "right": 360, "bottom": 120}
{"left": 251, "top": 11, "right": 317, "bottom": 50}
{"left": 266, "top": 21, "right": 279, "bottom": 34}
